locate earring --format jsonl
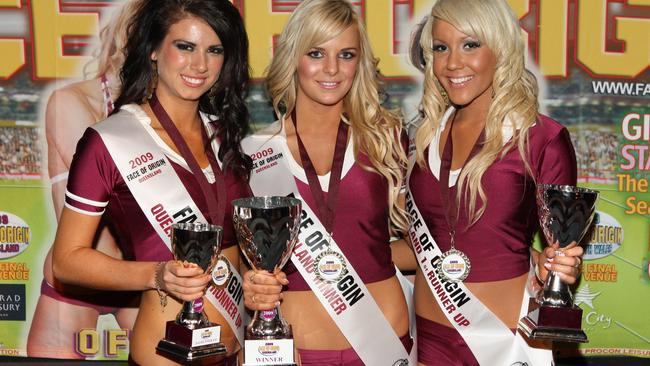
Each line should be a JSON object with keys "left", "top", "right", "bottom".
{"left": 440, "top": 88, "right": 450, "bottom": 106}
{"left": 434, "top": 78, "right": 449, "bottom": 106}
{"left": 145, "top": 60, "right": 158, "bottom": 100}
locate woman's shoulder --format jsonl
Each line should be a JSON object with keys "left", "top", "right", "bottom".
{"left": 528, "top": 114, "right": 571, "bottom": 144}
{"left": 93, "top": 104, "right": 144, "bottom": 130}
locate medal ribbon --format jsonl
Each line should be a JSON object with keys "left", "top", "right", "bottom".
{"left": 439, "top": 112, "right": 485, "bottom": 245}
{"left": 150, "top": 93, "right": 226, "bottom": 227}
{"left": 291, "top": 109, "right": 349, "bottom": 233}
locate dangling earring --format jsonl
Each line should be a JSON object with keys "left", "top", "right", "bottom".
{"left": 440, "top": 88, "right": 450, "bottom": 106}
{"left": 434, "top": 78, "right": 450, "bottom": 106}
{"left": 145, "top": 60, "right": 158, "bottom": 100}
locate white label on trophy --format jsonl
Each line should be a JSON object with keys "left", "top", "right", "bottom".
{"left": 211, "top": 258, "right": 230, "bottom": 286}
{"left": 243, "top": 339, "right": 294, "bottom": 365}
{"left": 314, "top": 250, "right": 347, "bottom": 283}
{"left": 191, "top": 325, "right": 221, "bottom": 348}
{"left": 438, "top": 248, "right": 471, "bottom": 282}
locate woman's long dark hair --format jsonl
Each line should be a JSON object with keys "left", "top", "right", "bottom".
{"left": 113, "top": 0, "right": 252, "bottom": 179}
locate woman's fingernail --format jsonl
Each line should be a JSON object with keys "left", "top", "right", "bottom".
{"left": 544, "top": 262, "right": 552, "bottom": 269}
{"left": 546, "top": 257, "right": 554, "bottom": 262}
{"left": 275, "top": 301, "right": 281, "bottom": 307}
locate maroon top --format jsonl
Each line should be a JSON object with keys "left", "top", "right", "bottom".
{"left": 65, "top": 111, "right": 249, "bottom": 262}
{"left": 409, "top": 114, "right": 577, "bottom": 282}
{"left": 284, "top": 151, "right": 397, "bottom": 291}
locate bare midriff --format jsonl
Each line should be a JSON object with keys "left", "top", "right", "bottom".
{"left": 281, "top": 275, "right": 409, "bottom": 350}
{"left": 414, "top": 269, "right": 528, "bottom": 329}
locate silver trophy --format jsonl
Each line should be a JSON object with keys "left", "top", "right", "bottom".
{"left": 156, "top": 222, "right": 227, "bottom": 361}
{"left": 233, "top": 196, "right": 301, "bottom": 362}
{"left": 518, "top": 184, "right": 599, "bottom": 343}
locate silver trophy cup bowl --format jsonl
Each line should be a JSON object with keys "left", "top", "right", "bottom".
{"left": 156, "top": 222, "right": 227, "bottom": 361}
{"left": 518, "top": 184, "right": 599, "bottom": 343}
{"left": 232, "top": 196, "right": 301, "bottom": 340}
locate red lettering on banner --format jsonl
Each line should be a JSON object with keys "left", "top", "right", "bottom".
{"left": 209, "top": 287, "right": 238, "bottom": 321}
{"left": 453, "top": 313, "right": 470, "bottom": 327}
{"left": 151, "top": 204, "right": 173, "bottom": 236}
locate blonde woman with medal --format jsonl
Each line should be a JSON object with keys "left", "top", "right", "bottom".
{"left": 240, "top": 0, "right": 414, "bottom": 364}
{"left": 28, "top": 1, "right": 143, "bottom": 358}
{"left": 51, "top": 1, "right": 252, "bottom": 364}
{"left": 406, "top": 0, "right": 585, "bottom": 365}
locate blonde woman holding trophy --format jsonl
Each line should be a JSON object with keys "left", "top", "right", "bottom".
{"left": 240, "top": 0, "right": 415, "bottom": 364}
{"left": 407, "top": 0, "right": 585, "bottom": 364}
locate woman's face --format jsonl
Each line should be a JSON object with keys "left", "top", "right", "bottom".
{"left": 151, "top": 16, "right": 224, "bottom": 104}
{"left": 431, "top": 20, "right": 496, "bottom": 110}
{"left": 296, "top": 25, "right": 360, "bottom": 110}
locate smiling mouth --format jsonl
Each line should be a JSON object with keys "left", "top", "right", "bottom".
{"left": 181, "top": 75, "right": 207, "bottom": 87}
{"left": 448, "top": 76, "right": 473, "bottom": 86}
{"left": 318, "top": 81, "right": 340, "bottom": 89}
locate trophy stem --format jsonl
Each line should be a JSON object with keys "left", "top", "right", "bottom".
{"left": 539, "top": 271, "right": 573, "bottom": 308}
{"left": 247, "top": 307, "right": 292, "bottom": 340}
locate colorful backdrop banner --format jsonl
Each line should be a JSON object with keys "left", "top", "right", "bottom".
{"left": 0, "top": 0, "right": 647, "bottom": 361}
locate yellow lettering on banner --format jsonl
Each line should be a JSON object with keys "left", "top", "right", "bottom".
{"left": 105, "top": 329, "right": 129, "bottom": 357}
{"left": 244, "top": 0, "right": 290, "bottom": 79}
{"left": 76, "top": 329, "right": 99, "bottom": 356}
{"left": 365, "top": 0, "right": 408, "bottom": 77}
{"left": 577, "top": 0, "right": 650, "bottom": 77}
{"left": 31, "top": 0, "right": 98, "bottom": 78}
{"left": 0, "top": 0, "right": 24, "bottom": 79}
{"left": 538, "top": 0, "right": 569, "bottom": 77}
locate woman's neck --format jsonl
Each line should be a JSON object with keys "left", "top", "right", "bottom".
{"left": 292, "top": 98, "right": 344, "bottom": 134}
{"left": 453, "top": 99, "right": 491, "bottom": 130}
{"left": 154, "top": 91, "right": 202, "bottom": 133}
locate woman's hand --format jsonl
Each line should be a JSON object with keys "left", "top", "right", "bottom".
{"left": 537, "top": 241, "right": 584, "bottom": 285}
{"left": 242, "top": 269, "right": 288, "bottom": 311}
{"left": 156, "top": 260, "right": 212, "bottom": 302}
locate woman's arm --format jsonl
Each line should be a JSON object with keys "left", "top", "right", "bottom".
{"left": 52, "top": 208, "right": 210, "bottom": 301}
{"left": 533, "top": 124, "right": 582, "bottom": 285}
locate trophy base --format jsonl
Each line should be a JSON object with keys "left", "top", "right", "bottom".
{"left": 156, "top": 321, "right": 227, "bottom": 362}
{"left": 517, "top": 298, "right": 588, "bottom": 343}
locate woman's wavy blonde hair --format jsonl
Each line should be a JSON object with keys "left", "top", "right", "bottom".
{"left": 84, "top": 0, "right": 144, "bottom": 87}
{"left": 412, "top": 0, "right": 539, "bottom": 225}
{"left": 266, "top": 0, "right": 409, "bottom": 235}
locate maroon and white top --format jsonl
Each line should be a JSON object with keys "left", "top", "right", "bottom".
{"left": 408, "top": 109, "right": 577, "bottom": 282}
{"left": 65, "top": 105, "right": 249, "bottom": 262}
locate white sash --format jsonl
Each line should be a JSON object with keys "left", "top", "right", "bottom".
{"left": 406, "top": 148, "right": 553, "bottom": 366}
{"left": 242, "top": 123, "right": 415, "bottom": 365}
{"left": 92, "top": 105, "right": 246, "bottom": 347}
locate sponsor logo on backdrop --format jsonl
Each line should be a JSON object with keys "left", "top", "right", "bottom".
{"left": 0, "top": 284, "right": 25, "bottom": 320}
{"left": 0, "top": 212, "right": 30, "bottom": 259}
{"left": 0, "top": 262, "right": 29, "bottom": 281}
{"left": 0, "top": 342, "right": 19, "bottom": 356}
{"left": 584, "top": 211, "right": 623, "bottom": 260}
{"left": 75, "top": 328, "right": 129, "bottom": 357}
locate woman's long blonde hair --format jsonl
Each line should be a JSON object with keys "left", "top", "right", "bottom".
{"left": 412, "top": 0, "right": 539, "bottom": 225}
{"left": 266, "top": 0, "right": 409, "bottom": 235}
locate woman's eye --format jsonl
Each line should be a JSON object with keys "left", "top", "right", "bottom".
{"left": 432, "top": 44, "right": 447, "bottom": 52}
{"left": 175, "top": 43, "right": 194, "bottom": 51}
{"left": 339, "top": 51, "right": 356, "bottom": 60}
{"left": 307, "top": 50, "right": 324, "bottom": 59}
{"left": 209, "top": 46, "right": 224, "bottom": 55}
{"left": 464, "top": 41, "right": 481, "bottom": 49}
